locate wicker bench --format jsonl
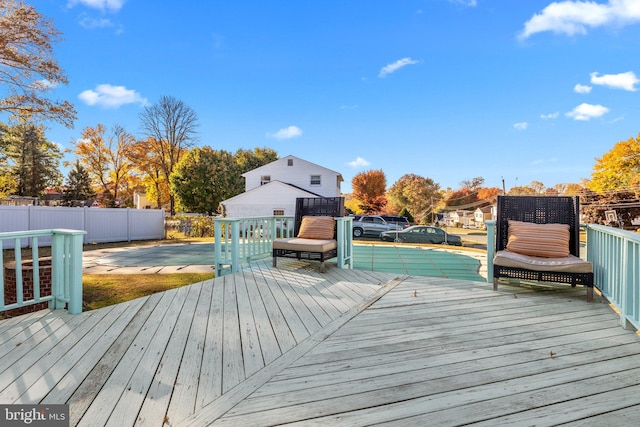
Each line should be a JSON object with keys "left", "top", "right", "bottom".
{"left": 272, "top": 197, "right": 344, "bottom": 273}
{"left": 492, "top": 196, "right": 594, "bottom": 302}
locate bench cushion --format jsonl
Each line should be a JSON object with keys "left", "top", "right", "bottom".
{"left": 507, "top": 220, "right": 570, "bottom": 258}
{"left": 494, "top": 250, "right": 592, "bottom": 273}
{"left": 297, "top": 216, "right": 335, "bottom": 240}
{"left": 273, "top": 238, "right": 337, "bottom": 253}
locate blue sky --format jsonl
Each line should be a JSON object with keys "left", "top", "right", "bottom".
{"left": 34, "top": 0, "right": 640, "bottom": 193}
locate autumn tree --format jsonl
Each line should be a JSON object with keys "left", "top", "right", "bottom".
{"left": 0, "top": 121, "right": 62, "bottom": 196}
{"left": 169, "top": 147, "right": 238, "bottom": 215}
{"left": 73, "top": 124, "right": 136, "bottom": 207}
{"left": 128, "top": 137, "right": 170, "bottom": 209}
{"left": 588, "top": 133, "right": 640, "bottom": 193}
{"left": 352, "top": 169, "right": 387, "bottom": 213}
{"left": 0, "top": 1, "right": 75, "bottom": 127}
{"left": 62, "top": 160, "right": 95, "bottom": 205}
{"left": 477, "top": 187, "right": 501, "bottom": 201}
{"left": 139, "top": 95, "right": 199, "bottom": 215}
{"left": 387, "top": 174, "right": 440, "bottom": 223}
{"left": 460, "top": 177, "right": 485, "bottom": 191}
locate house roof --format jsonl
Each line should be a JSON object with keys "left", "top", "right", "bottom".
{"left": 220, "top": 180, "right": 323, "bottom": 205}
{"left": 242, "top": 155, "right": 344, "bottom": 183}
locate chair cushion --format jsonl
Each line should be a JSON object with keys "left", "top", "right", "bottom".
{"left": 273, "top": 238, "right": 337, "bottom": 252}
{"left": 506, "top": 220, "right": 570, "bottom": 258}
{"left": 494, "top": 250, "right": 592, "bottom": 273}
{"left": 297, "top": 216, "right": 335, "bottom": 240}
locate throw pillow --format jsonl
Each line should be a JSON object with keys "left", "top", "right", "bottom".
{"left": 506, "top": 220, "right": 570, "bottom": 258}
{"left": 297, "top": 216, "right": 335, "bottom": 240}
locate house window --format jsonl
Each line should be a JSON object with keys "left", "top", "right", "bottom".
{"left": 287, "top": 159, "right": 293, "bottom": 166}
{"left": 260, "top": 175, "right": 271, "bottom": 185}
{"left": 310, "top": 175, "right": 321, "bottom": 185}
{"left": 273, "top": 209, "right": 284, "bottom": 216}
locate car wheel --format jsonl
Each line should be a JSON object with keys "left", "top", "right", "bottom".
{"left": 353, "top": 228, "right": 363, "bottom": 238}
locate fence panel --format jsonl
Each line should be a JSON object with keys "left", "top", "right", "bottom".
{"left": 85, "top": 208, "right": 130, "bottom": 243}
{"left": 0, "top": 206, "right": 164, "bottom": 246}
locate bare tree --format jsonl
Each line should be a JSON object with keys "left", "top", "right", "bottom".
{"left": 139, "top": 95, "right": 199, "bottom": 215}
{"left": 0, "top": 0, "right": 76, "bottom": 127}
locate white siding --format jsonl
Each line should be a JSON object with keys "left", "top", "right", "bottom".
{"left": 222, "top": 182, "right": 318, "bottom": 218}
{"left": 243, "top": 155, "right": 342, "bottom": 197}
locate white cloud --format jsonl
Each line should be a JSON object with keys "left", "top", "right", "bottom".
{"left": 590, "top": 71, "right": 639, "bottom": 91}
{"left": 574, "top": 83, "right": 592, "bottom": 93}
{"left": 540, "top": 112, "right": 559, "bottom": 119}
{"left": 78, "top": 84, "right": 147, "bottom": 108}
{"left": 449, "top": 0, "right": 477, "bottom": 6}
{"left": 565, "top": 103, "right": 609, "bottom": 120}
{"left": 348, "top": 157, "right": 370, "bottom": 168}
{"left": 519, "top": 0, "right": 640, "bottom": 39}
{"left": 267, "top": 125, "right": 303, "bottom": 140}
{"left": 67, "top": 0, "right": 125, "bottom": 12}
{"left": 513, "top": 122, "right": 529, "bottom": 130}
{"left": 378, "top": 57, "right": 419, "bottom": 78}
{"left": 79, "top": 16, "right": 114, "bottom": 29}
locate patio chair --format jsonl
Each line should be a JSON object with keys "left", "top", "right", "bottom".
{"left": 272, "top": 197, "right": 345, "bottom": 272}
{"left": 493, "top": 195, "right": 594, "bottom": 301}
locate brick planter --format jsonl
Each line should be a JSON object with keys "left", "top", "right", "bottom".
{"left": 3, "top": 258, "right": 52, "bottom": 319}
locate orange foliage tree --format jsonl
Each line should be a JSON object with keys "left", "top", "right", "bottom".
{"left": 352, "top": 169, "right": 387, "bottom": 213}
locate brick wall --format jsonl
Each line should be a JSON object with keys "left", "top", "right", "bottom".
{"left": 2, "top": 258, "right": 52, "bottom": 319}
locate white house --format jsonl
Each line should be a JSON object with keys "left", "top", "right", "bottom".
{"left": 219, "top": 155, "right": 343, "bottom": 217}
{"left": 474, "top": 205, "right": 496, "bottom": 227}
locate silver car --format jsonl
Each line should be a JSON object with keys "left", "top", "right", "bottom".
{"left": 352, "top": 215, "right": 403, "bottom": 238}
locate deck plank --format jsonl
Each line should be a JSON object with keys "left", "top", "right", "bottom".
{"left": 195, "top": 276, "right": 225, "bottom": 409}
{"left": 1, "top": 259, "right": 640, "bottom": 427}
{"left": 75, "top": 287, "right": 186, "bottom": 426}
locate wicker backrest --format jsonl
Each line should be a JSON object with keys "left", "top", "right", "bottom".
{"left": 495, "top": 196, "right": 580, "bottom": 256}
{"left": 293, "top": 197, "right": 345, "bottom": 237}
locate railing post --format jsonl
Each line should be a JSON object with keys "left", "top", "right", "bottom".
{"left": 336, "top": 217, "right": 353, "bottom": 269}
{"left": 51, "top": 229, "right": 86, "bottom": 314}
{"left": 485, "top": 220, "right": 495, "bottom": 283}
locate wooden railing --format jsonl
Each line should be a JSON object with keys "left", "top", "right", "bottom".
{"left": 0, "top": 229, "right": 86, "bottom": 315}
{"left": 586, "top": 224, "right": 640, "bottom": 330}
{"left": 213, "top": 216, "right": 353, "bottom": 276}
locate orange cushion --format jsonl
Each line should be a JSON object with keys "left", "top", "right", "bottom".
{"left": 297, "top": 216, "right": 335, "bottom": 240}
{"left": 506, "top": 220, "right": 570, "bottom": 258}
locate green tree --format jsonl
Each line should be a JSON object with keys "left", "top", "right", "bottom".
{"left": 62, "top": 160, "right": 95, "bottom": 205}
{"left": 1, "top": 122, "right": 62, "bottom": 196}
{"left": 0, "top": 1, "right": 76, "bottom": 127}
{"left": 387, "top": 174, "right": 440, "bottom": 223}
{"left": 170, "top": 147, "right": 237, "bottom": 215}
{"left": 588, "top": 133, "right": 640, "bottom": 193}
{"left": 352, "top": 169, "right": 387, "bottom": 213}
{"left": 231, "top": 147, "right": 278, "bottom": 194}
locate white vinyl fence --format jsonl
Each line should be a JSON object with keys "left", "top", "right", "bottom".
{"left": 0, "top": 206, "right": 164, "bottom": 247}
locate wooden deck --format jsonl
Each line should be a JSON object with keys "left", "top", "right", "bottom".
{"left": 1, "top": 258, "right": 639, "bottom": 426}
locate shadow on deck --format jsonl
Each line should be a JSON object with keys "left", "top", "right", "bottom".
{"left": 1, "top": 258, "right": 638, "bottom": 426}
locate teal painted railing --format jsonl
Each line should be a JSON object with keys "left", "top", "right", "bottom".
{"left": 586, "top": 224, "right": 640, "bottom": 330}
{"left": 214, "top": 216, "right": 353, "bottom": 276}
{"left": 485, "top": 220, "right": 495, "bottom": 284}
{"left": 1, "top": 229, "right": 86, "bottom": 315}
